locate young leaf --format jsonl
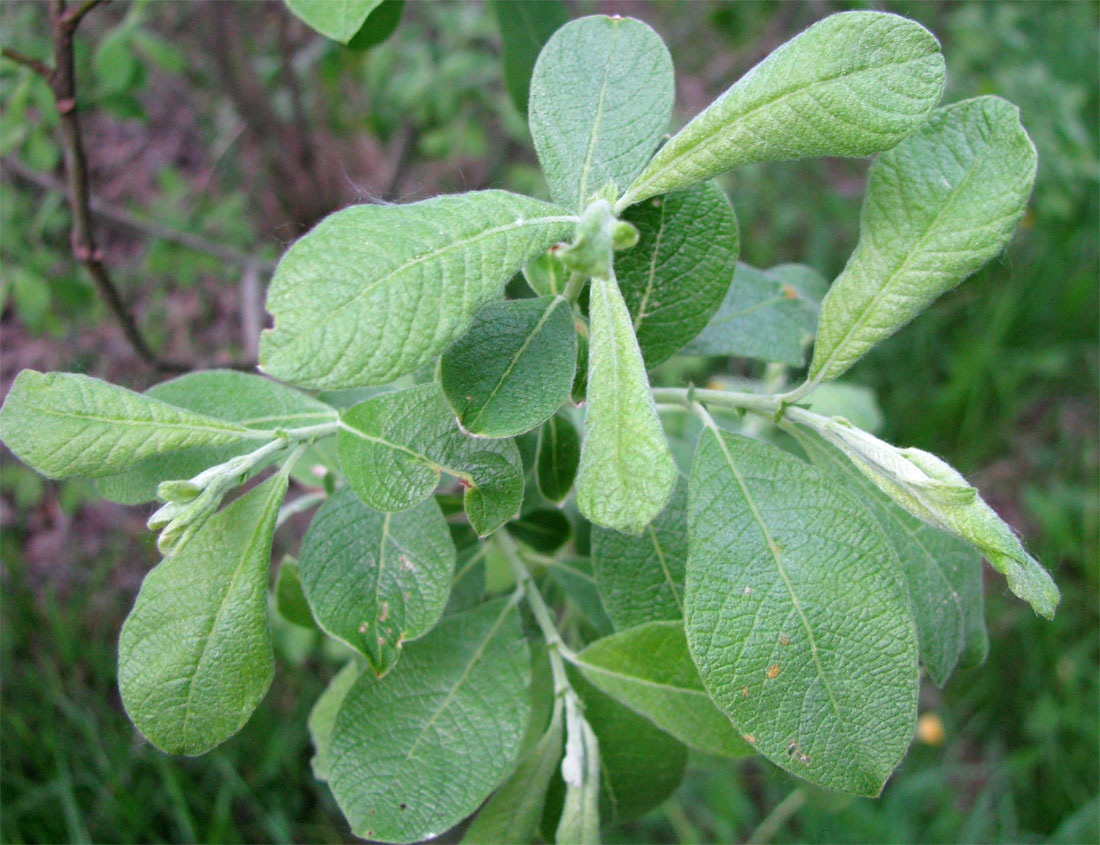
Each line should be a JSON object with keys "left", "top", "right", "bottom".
{"left": 489, "top": 0, "right": 569, "bottom": 117}
{"left": 327, "top": 598, "right": 531, "bottom": 844}
{"left": 683, "top": 262, "right": 826, "bottom": 365}
{"left": 576, "top": 273, "right": 676, "bottom": 534}
{"left": 793, "top": 427, "right": 984, "bottom": 687}
{"left": 615, "top": 182, "right": 740, "bottom": 366}
{"left": 529, "top": 15, "right": 673, "bottom": 210}
{"left": 686, "top": 428, "right": 918, "bottom": 796}
{"left": 0, "top": 370, "right": 269, "bottom": 480}
{"left": 337, "top": 383, "right": 523, "bottom": 535}
{"left": 117, "top": 472, "right": 288, "bottom": 755}
{"left": 260, "top": 191, "right": 575, "bottom": 389}
{"left": 298, "top": 487, "right": 455, "bottom": 677}
{"left": 592, "top": 477, "right": 687, "bottom": 629}
{"left": 96, "top": 370, "right": 336, "bottom": 504}
{"left": 810, "top": 96, "right": 1038, "bottom": 382}
{"left": 524, "top": 250, "right": 570, "bottom": 297}
{"left": 576, "top": 621, "right": 752, "bottom": 758}
{"left": 556, "top": 696, "right": 600, "bottom": 845}
{"left": 308, "top": 659, "right": 364, "bottom": 782}
{"left": 284, "top": 0, "right": 383, "bottom": 44}
{"left": 441, "top": 295, "right": 576, "bottom": 437}
{"left": 536, "top": 412, "right": 581, "bottom": 504}
{"left": 619, "top": 11, "right": 945, "bottom": 207}
{"left": 275, "top": 556, "right": 318, "bottom": 630}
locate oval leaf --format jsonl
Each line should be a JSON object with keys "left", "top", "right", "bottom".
{"left": 308, "top": 659, "right": 364, "bottom": 782}
{"left": 260, "top": 191, "right": 575, "bottom": 389}
{"left": 490, "top": 0, "right": 569, "bottom": 116}
{"left": 686, "top": 428, "right": 918, "bottom": 795}
{"left": 275, "top": 556, "right": 318, "bottom": 630}
{"left": 810, "top": 96, "right": 1038, "bottom": 382}
{"left": 620, "top": 11, "right": 945, "bottom": 207}
{"left": 285, "top": 0, "right": 383, "bottom": 43}
{"left": 529, "top": 15, "right": 673, "bottom": 210}
{"left": 536, "top": 412, "right": 580, "bottom": 504}
{"left": 299, "top": 487, "right": 455, "bottom": 676}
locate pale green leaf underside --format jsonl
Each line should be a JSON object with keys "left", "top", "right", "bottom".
{"left": 686, "top": 429, "right": 918, "bottom": 795}
{"left": 577, "top": 621, "right": 752, "bottom": 757}
{"left": 811, "top": 96, "right": 1038, "bottom": 382}
{"left": 617, "top": 182, "right": 740, "bottom": 366}
{"left": 441, "top": 295, "right": 576, "bottom": 437}
{"left": 260, "top": 191, "right": 574, "bottom": 389}
{"left": 0, "top": 370, "right": 266, "bottom": 480}
{"left": 576, "top": 273, "right": 676, "bottom": 534}
{"left": 529, "top": 15, "right": 673, "bottom": 210}
{"left": 620, "top": 11, "right": 945, "bottom": 207}
{"left": 298, "top": 487, "right": 455, "bottom": 676}
{"left": 308, "top": 659, "right": 364, "bottom": 782}
{"left": 284, "top": 0, "right": 382, "bottom": 43}
{"left": 328, "top": 598, "right": 531, "bottom": 844}
{"left": 556, "top": 701, "right": 601, "bottom": 845}
{"left": 118, "top": 472, "right": 287, "bottom": 755}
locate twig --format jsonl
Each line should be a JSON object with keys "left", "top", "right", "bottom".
{"left": 745, "top": 788, "right": 806, "bottom": 844}
{"left": 0, "top": 47, "right": 52, "bottom": 78}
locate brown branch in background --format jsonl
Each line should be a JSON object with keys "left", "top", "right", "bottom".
{"left": 0, "top": 47, "right": 52, "bottom": 78}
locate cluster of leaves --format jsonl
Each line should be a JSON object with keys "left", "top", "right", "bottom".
{"left": 0, "top": 9, "right": 1060, "bottom": 844}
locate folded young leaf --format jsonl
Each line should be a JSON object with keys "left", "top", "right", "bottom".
{"left": 620, "top": 11, "right": 945, "bottom": 207}
{"left": 793, "top": 427, "right": 985, "bottom": 687}
{"left": 556, "top": 696, "right": 600, "bottom": 845}
{"left": 260, "top": 191, "right": 575, "bottom": 389}
{"left": 683, "top": 262, "right": 826, "bottom": 365}
{"left": 576, "top": 273, "right": 676, "bottom": 534}
{"left": 686, "top": 428, "right": 918, "bottom": 796}
{"left": 576, "top": 621, "right": 752, "bottom": 757}
{"left": 275, "top": 556, "right": 319, "bottom": 631}
{"left": 298, "top": 487, "right": 455, "bottom": 677}
{"left": 441, "top": 296, "right": 576, "bottom": 437}
{"left": 337, "top": 383, "right": 523, "bottom": 535}
{"left": 284, "top": 0, "right": 383, "bottom": 43}
{"left": 0, "top": 370, "right": 270, "bottom": 480}
{"left": 616, "top": 182, "right": 740, "bottom": 367}
{"left": 529, "top": 15, "right": 673, "bottom": 210}
{"left": 327, "top": 598, "right": 531, "bottom": 844}
{"left": 490, "top": 0, "right": 569, "bottom": 117}
{"left": 118, "top": 471, "right": 288, "bottom": 755}
{"left": 524, "top": 249, "right": 570, "bottom": 297}
{"left": 593, "top": 476, "right": 687, "bottom": 629}
{"left": 308, "top": 659, "right": 365, "bottom": 782}
{"left": 810, "top": 96, "right": 1038, "bottom": 382}
{"left": 536, "top": 412, "right": 581, "bottom": 504}
{"left": 96, "top": 370, "right": 336, "bottom": 504}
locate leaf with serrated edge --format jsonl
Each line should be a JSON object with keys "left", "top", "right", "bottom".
{"left": 308, "top": 659, "right": 364, "bottom": 782}
{"left": 260, "top": 191, "right": 575, "bottom": 389}
{"left": 617, "top": 182, "right": 740, "bottom": 366}
{"left": 811, "top": 96, "right": 1038, "bottom": 382}
{"left": 328, "top": 598, "right": 530, "bottom": 844}
{"left": 577, "top": 621, "right": 752, "bottom": 757}
{"left": 529, "top": 15, "right": 673, "bottom": 210}
{"left": 298, "top": 487, "right": 455, "bottom": 676}
{"left": 489, "top": 0, "right": 568, "bottom": 117}
{"left": 0, "top": 370, "right": 270, "bottom": 480}
{"left": 536, "top": 412, "right": 580, "bottom": 504}
{"left": 686, "top": 428, "right": 918, "bottom": 795}
{"left": 118, "top": 472, "right": 288, "bottom": 755}
{"left": 593, "top": 476, "right": 687, "bottom": 629}
{"left": 620, "top": 11, "right": 945, "bottom": 207}
{"left": 576, "top": 272, "right": 676, "bottom": 534}
{"left": 441, "top": 296, "right": 576, "bottom": 437}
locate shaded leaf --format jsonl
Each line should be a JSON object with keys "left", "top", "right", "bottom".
{"left": 285, "top": 0, "right": 381, "bottom": 43}
{"left": 490, "top": 0, "right": 569, "bottom": 116}
{"left": 308, "top": 659, "right": 364, "bottom": 782}
{"left": 275, "top": 556, "right": 318, "bottom": 630}
{"left": 537, "top": 412, "right": 581, "bottom": 504}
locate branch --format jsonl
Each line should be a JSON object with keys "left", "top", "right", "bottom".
{"left": 0, "top": 47, "right": 52, "bottom": 78}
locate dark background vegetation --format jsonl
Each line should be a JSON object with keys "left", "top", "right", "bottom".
{"left": 1, "top": 1, "right": 1096, "bottom": 842}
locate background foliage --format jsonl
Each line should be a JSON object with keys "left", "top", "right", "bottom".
{"left": 1, "top": 1, "right": 1096, "bottom": 842}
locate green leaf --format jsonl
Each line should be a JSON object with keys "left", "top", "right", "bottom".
{"left": 792, "top": 427, "right": 984, "bottom": 687}
{"left": 507, "top": 507, "right": 572, "bottom": 553}
{"left": 0, "top": 370, "right": 269, "bottom": 480}
{"left": 464, "top": 699, "right": 564, "bottom": 844}
{"left": 345, "top": 0, "right": 403, "bottom": 51}
{"left": 275, "top": 556, "right": 318, "bottom": 630}
{"left": 536, "top": 412, "right": 580, "bottom": 504}
{"left": 617, "top": 182, "right": 740, "bottom": 366}
{"left": 284, "top": 0, "right": 381, "bottom": 43}
{"left": 810, "top": 96, "right": 1038, "bottom": 382}
{"left": 260, "top": 191, "right": 575, "bottom": 389}
{"left": 529, "top": 15, "right": 673, "bottom": 210}
{"left": 489, "top": 0, "right": 569, "bottom": 117}
{"left": 298, "top": 487, "right": 455, "bottom": 676}
{"left": 620, "top": 11, "right": 945, "bottom": 207}
{"left": 441, "top": 295, "right": 576, "bottom": 437}
{"left": 556, "top": 696, "right": 600, "bottom": 844}
{"left": 524, "top": 250, "right": 570, "bottom": 297}
{"left": 593, "top": 476, "right": 687, "bottom": 629}
{"left": 545, "top": 557, "right": 612, "bottom": 636}
{"left": 576, "top": 273, "right": 676, "bottom": 534}
{"left": 337, "top": 383, "right": 524, "bottom": 535}
{"left": 683, "top": 262, "right": 825, "bottom": 365}
{"left": 576, "top": 621, "right": 752, "bottom": 758}
{"left": 96, "top": 370, "right": 336, "bottom": 504}
{"left": 308, "top": 659, "right": 364, "bottom": 782}
{"left": 117, "top": 472, "right": 288, "bottom": 755}
{"left": 328, "top": 598, "right": 531, "bottom": 843}
{"left": 686, "top": 428, "right": 918, "bottom": 795}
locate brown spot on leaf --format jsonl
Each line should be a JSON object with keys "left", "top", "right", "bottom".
{"left": 766, "top": 664, "right": 780, "bottom": 678}
{"left": 779, "top": 634, "right": 790, "bottom": 646}
{"left": 741, "top": 686, "right": 749, "bottom": 697}
{"left": 358, "top": 621, "right": 370, "bottom": 634}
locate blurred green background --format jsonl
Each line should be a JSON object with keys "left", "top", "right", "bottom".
{"left": 1, "top": 1, "right": 1096, "bottom": 842}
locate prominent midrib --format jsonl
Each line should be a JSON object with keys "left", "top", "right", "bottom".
{"left": 648, "top": 524, "right": 684, "bottom": 615}
{"left": 632, "top": 200, "right": 668, "bottom": 332}
{"left": 338, "top": 420, "right": 442, "bottom": 471}
{"left": 574, "top": 21, "right": 621, "bottom": 209}
{"left": 38, "top": 405, "right": 262, "bottom": 439}
{"left": 579, "top": 659, "right": 707, "bottom": 698}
